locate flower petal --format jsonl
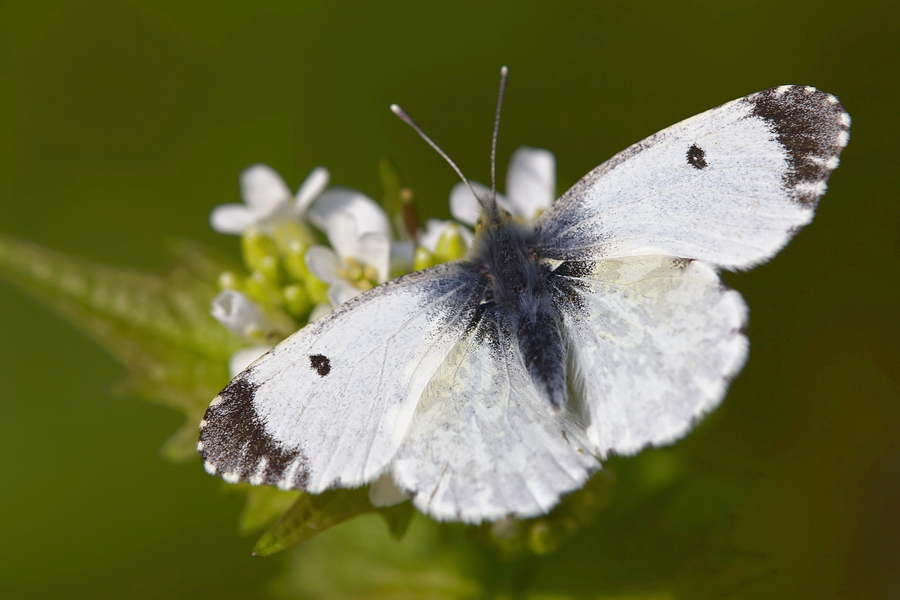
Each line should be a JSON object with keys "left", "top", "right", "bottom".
{"left": 358, "top": 231, "right": 390, "bottom": 283}
{"left": 240, "top": 164, "right": 292, "bottom": 216}
{"left": 390, "top": 240, "right": 415, "bottom": 275}
{"left": 305, "top": 246, "right": 341, "bottom": 283}
{"left": 419, "top": 219, "right": 449, "bottom": 253}
{"left": 506, "top": 146, "right": 556, "bottom": 220}
{"left": 449, "top": 181, "right": 520, "bottom": 224}
{"left": 449, "top": 181, "right": 489, "bottom": 226}
{"left": 327, "top": 279, "right": 361, "bottom": 306}
{"left": 211, "top": 290, "right": 270, "bottom": 338}
{"left": 324, "top": 211, "right": 361, "bottom": 262}
{"left": 228, "top": 346, "right": 272, "bottom": 377}
{"left": 209, "top": 204, "right": 254, "bottom": 235}
{"left": 293, "top": 166, "right": 330, "bottom": 215}
{"left": 308, "top": 302, "right": 333, "bottom": 322}
{"left": 308, "top": 187, "right": 390, "bottom": 238}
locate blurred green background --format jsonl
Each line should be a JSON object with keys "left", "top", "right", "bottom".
{"left": 1, "top": 0, "right": 898, "bottom": 598}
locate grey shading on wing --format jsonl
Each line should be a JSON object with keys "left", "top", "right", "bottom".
{"left": 537, "top": 86, "right": 850, "bottom": 270}
{"left": 391, "top": 303, "right": 598, "bottom": 522}
{"left": 198, "top": 262, "right": 486, "bottom": 493}
{"left": 549, "top": 256, "right": 747, "bottom": 457}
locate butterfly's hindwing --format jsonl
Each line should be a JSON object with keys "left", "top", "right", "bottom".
{"left": 392, "top": 302, "right": 598, "bottom": 522}
{"left": 549, "top": 256, "right": 748, "bottom": 456}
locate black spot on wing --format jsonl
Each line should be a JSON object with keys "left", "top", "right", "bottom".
{"left": 309, "top": 354, "right": 331, "bottom": 377}
{"left": 747, "top": 86, "right": 850, "bottom": 206}
{"left": 199, "top": 372, "right": 310, "bottom": 489}
{"left": 686, "top": 143, "right": 708, "bottom": 169}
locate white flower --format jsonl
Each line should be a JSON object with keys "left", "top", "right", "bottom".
{"left": 304, "top": 188, "right": 394, "bottom": 306}
{"left": 210, "top": 290, "right": 274, "bottom": 340}
{"left": 420, "top": 219, "right": 450, "bottom": 253}
{"left": 210, "top": 164, "right": 329, "bottom": 234}
{"left": 450, "top": 146, "right": 555, "bottom": 226}
{"left": 228, "top": 346, "right": 272, "bottom": 377}
{"left": 419, "top": 218, "right": 473, "bottom": 254}
{"left": 306, "top": 302, "right": 334, "bottom": 323}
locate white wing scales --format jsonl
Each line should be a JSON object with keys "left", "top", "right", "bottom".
{"left": 392, "top": 307, "right": 597, "bottom": 522}
{"left": 199, "top": 263, "right": 485, "bottom": 492}
{"left": 538, "top": 86, "right": 850, "bottom": 269}
{"left": 550, "top": 256, "right": 748, "bottom": 457}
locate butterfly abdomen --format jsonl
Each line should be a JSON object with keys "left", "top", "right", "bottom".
{"left": 471, "top": 219, "right": 568, "bottom": 411}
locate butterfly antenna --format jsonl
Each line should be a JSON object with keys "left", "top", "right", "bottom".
{"left": 490, "top": 66, "right": 508, "bottom": 206}
{"left": 390, "top": 103, "right": 483, "bottom": 209}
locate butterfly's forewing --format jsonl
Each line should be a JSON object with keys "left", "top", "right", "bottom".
{"left": 392, "top": 304, "right": 597, "bottom": 522}
{"left": 199, "top": 263, "right": 485, "bottom": 493}
{"left": 550, "top": 256, "right": 747, "bottom": 457}
{"left": 537, "top": 86, "right": 850, "bottom": 270}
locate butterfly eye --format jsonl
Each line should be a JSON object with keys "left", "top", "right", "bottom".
{"left": 686, "top": 143, "right": 708, "bottom": 169}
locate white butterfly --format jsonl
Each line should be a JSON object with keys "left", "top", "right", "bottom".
{"left": 199, "top": 78, "right": 850, "bottom": 523}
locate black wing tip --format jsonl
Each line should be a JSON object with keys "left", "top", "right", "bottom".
{"left": 746, "top": 85, "right": 850, "bottom": 207}
{"left": 198, "top": 373, "right": 312, "bottom": 490}
{"left": 751, "top": 85, "right": 850, "bottom": 128}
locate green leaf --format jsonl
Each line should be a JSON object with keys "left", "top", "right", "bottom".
{"left": 375, "top": 498, "right": 415, "bottom": 542}
{"left": 274, "top": 514, "right": 485, "bottom": 600}
{"left": 253, "top": 487, "right": 414, "bottom": 556}
{"left": 238, "top": 486, "right": 302, "bottom": 535}
{"left": 0, "top": 234, "right": 243, "bottom": 458}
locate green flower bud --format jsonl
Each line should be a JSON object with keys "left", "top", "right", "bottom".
{"left": 283, "top": 284, "right": 312, "bottom": 319}
{"left": 435, "top": 224, "right": 467, "bottom": 262}
{"left": 284, "top": 240, "right": 312, "bottom": 284}
{"left": 256, "top": 255, "right": 281, "bottom": 284}
{"left": 413, "top": 247, "right": 436, "bottom": 271}
{"left": 271, "top": 220, "right": 316, "bottom": 255}
{"left": 241, "top": 228, "right": 280, "bottom": 275}
{"left": 304, "top": 274, "right": 329, "bottom": 305}
{"left": 218, "top": 271, "right": 245, "bottom": 291}
{"left": 527, "top": 519, "right": 563, "bottom": 555}
{"left": 245, "top": 270, "right": 284, "bottom": 308}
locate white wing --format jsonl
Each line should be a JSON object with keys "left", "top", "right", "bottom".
{"left": 391, "top": 305, "right": 598, "bottom": 522}
{"left": 537, "top": 86, "right": 850, "bottom": 269}
{"left": 549, "top": 256, "right": 748, "bottom": 456}
{"left": 199, "top": 263, "right": 485, "bottom": 492}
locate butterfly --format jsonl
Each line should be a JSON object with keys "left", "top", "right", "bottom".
{"left": 199, "top": 74, "right": 850, "bottom": 523}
